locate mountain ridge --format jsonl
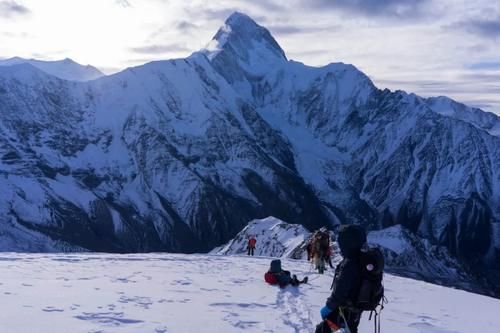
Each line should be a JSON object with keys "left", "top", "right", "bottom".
{"left": 0, "top": 56, "right": 105, "bottom": 81}
{"left": 0, "top": 12, "right": 498, "bottom": 295}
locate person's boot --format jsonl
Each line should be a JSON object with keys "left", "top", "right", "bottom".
{"left": 301, "top": 276, "right": 308, "bottom": 284}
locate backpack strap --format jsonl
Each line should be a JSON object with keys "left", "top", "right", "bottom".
{"left": 330, "top": 261, "right": 343, "bottom": 290}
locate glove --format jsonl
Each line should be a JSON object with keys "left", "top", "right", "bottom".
{"left": 320, "top": 306, "right": 332, "bottom": 319}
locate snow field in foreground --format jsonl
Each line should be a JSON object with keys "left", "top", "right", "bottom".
{"left": 0, "top": 253, "right": 498, "bottom": 333}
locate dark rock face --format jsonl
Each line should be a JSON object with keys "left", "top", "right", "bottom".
{"left": 0, "top": 12, "right": 499, "bottom": 294}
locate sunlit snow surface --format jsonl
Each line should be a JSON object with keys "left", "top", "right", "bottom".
{"left": 0, "top": 253, "right": 498, "bottom": 333}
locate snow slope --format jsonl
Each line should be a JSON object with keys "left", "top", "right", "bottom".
{"left": 0, "top": 57, "right": 104, "bottom": 81}
{"left": 0, "top": 253, "right": 497, "bottom": 333}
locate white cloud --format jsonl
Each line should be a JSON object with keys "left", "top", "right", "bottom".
{"left": 0, "top": 0, "right": 30, "bottom": 18}
{"left": 115, "top": 0, "right": 131, "bottom": 8}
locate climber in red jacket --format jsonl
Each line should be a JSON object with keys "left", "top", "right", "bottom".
{"left": 247, "top": 236, "right": 257, "bottom": 256}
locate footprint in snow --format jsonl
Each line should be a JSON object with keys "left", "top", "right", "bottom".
{"left": 74, "top": 312, "right": 143, "bottom": 327}
{"left": 209, "top": 302, "right": 268, "bottom": 309}
{"left": 42, "top": 306, "right": 64, "bottom": 312}
{"left": 158, "top": 299, "right": 175, "bottom": 304}
{"left": 276, "top": 288, "right": 313, "bottom": 333}
{"left": 220, "top": 310, "right": 262, "bottom": 330}
{"left": 170, "top": 278, "right": 192, "bottom": 286}
{"left": 229, "top": 278, "right": 247, "bottom": 284}
{"left": 409, "top": 322, "right": 458, "bottom": 333}
{"left": 113, "top": 277, "right": 136, "bottom": 283}
{"left": 118, "top": 295, "right": 153, "bottom": 309}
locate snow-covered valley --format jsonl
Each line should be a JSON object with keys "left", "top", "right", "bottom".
{"left": 0, "top": 252, "right": 498, "bottom": 333}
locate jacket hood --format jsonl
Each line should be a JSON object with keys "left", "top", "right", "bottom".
{"left": 269, "top": 259, "right": 282, "bottom": 273}
{"left": 337, "top": 224, "right": 367, "bottom": 258}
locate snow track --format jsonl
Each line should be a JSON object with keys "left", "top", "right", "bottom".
{"left": 0, "top": 253, "right": 498, "bottom": 333}
{"left": 276, "top": 288, "right": 313, "bottom": 333}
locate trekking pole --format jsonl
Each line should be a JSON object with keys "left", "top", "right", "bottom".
{"left": 373, "top": 296, "right": 387, "bottom": 333}
{"left": 377, "top": 296, "right": 387, "bottom": 333}
{"left": 338, "top": 307, "right": 352, "bottom": 333}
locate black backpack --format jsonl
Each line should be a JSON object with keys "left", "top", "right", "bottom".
{"left": 356, "top": 247, "right": 385, "bottom": 311}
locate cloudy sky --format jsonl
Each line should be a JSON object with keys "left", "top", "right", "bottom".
{"left": 1, "top": 0, "right": 499, "bottom": 114}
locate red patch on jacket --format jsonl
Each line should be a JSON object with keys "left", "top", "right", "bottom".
{"left": 264, "top": 272, "right": 278, "bottom": 285}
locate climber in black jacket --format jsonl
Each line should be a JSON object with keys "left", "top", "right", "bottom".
{"left": 317, "top": 224, "right": 367, "bottom": 333}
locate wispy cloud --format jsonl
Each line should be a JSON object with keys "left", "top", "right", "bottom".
{"left": 460, "top": 71, "right": 500, "bottom": 84}
{"left": 185, "top": 6, "right": 266, "bottom": 23}
{"left": 466, "top": 61, "right": 500, "bottom": 70}
{"left": 287, "top": 49, "right": 330, "bottom": 58}
{"left": 458, "top": 17, "right": 500, "bottom": 39}
{"left": 463, "top": 100, "right": 498, "bottom": 110}
{"left": 192, "top": 7, "right": 241, "bottom": 21}
{"left": 301, "top": 0, "right": 433, "bottom": 19}
{"left": 130, "top": 43, "right": 191, "bottom": 55}
{"left": 266, "top": 22, "right": 342, "bottom": 35}
{"left": 376, "top": 74, "right": 500, "bottom": 113}
{"left": 0, "top": 1, "right": 30, "bottom": 18}
{"left": 236, "top": 0, "right": 287, "bottom": 12}
{"left": 1, "top": 30, "right": 30, "bottom": 38}
{"left": 115, "top": 0, "right": 131, "bottom": 8}
{"left": 176, "top": 20, "right": 199, "bottom": 33}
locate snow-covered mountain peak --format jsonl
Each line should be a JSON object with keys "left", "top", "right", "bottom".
{"left": 220, "top": 11, "right": 263, "bottom": 36}
{"left": 2, "top": 56, "right": 24, "bottom": 63}
{"left": 0, "top": 62, "right": 52, "bottom": 83}
{"left": 0, "top": 56, "right": 104, "bottom": 81}
{"left": 212, "top": 217, "right": 311, "bottom": 258}
{"left": 203, "top": 12, "right": 286, "bottom": 76}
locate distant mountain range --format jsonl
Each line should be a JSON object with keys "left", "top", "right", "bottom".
{"left": 0, "top": 12, "right": 498, "bottom": 295}
{"left": 0, "top": 57, "right": 104, "bottom": 81}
